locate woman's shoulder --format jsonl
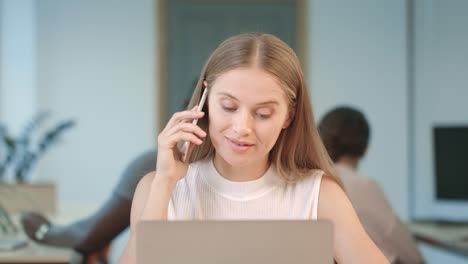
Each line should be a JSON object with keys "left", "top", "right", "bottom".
{"left": 136, "top": 171, "right": 156, "bottom": 187}
{"left": 319, "top": 174, "right": 342, "bottom": 192}
{"left": 132, "top": 171, "right": 156, "bottom": 200}
{"left": 141, "top": 170, "right": 156, "bottom": 182}
{"left": 317, "top": 174, "right": 351, "bottom": 218}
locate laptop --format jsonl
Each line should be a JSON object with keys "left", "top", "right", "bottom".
{"left": 136, "top": 220, "right": 334, "bottom": 264}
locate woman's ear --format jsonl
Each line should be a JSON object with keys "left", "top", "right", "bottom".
{"left": 283, "top": 107, "right": 296, "bottom": 129}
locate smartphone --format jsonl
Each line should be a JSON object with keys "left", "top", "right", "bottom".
{"left": 181, "top": 86, "right": 209, "bottom": 162}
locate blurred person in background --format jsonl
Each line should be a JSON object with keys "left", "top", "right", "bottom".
{"left": 19, "top": 83, "right": 197, "bottom": 264}
{"left": 20, "top": 149, "right": 156, "bottom": 264}
{"left": 318, "top": 106, "right": 424, "bottom": 264}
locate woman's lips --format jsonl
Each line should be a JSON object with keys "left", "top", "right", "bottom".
{"left": 226, "top": 137, "right": 254, "bottom": 153}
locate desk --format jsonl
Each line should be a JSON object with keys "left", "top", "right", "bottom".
{"left": 409, "top": 221, "right": 468, "bottom": 258}
{"left": 0, "top": 202, "right": 97, "bottom": 264}
{"left": 0, "top": 240, "right": 71, "bottom": 264}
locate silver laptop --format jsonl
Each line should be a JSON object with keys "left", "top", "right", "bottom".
{"left": 136, "top": 220, "right": 334, "bottom": 264}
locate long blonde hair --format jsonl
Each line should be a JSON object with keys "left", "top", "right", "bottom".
{"left": 187, "top": 33, "right": 340, "bottom": 185}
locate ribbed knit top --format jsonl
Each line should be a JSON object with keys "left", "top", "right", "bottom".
{"left": 168, "top": 158, "right": 323, "bottom": 220}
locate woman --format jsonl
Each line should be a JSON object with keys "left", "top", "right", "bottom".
{"left": 118, "top": 33, "right": 389, "bottom": 263}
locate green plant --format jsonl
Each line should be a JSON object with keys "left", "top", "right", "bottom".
{"left": 0, "top": 113, "right": 75, "bottom": 183}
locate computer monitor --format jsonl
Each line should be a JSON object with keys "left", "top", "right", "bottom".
{"left": 434, "top": 126, "right": 468, "bottom": 200}
{"left": 412, "top": 124, "right": 468, "bottom": 221}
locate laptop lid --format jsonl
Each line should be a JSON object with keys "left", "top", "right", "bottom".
{"left": 136, "top": 220, "right": 334, "bottom": 264}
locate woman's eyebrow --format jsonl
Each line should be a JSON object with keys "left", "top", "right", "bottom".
{"left": 217, "top": 92, "right": 279, "bottom": 106}
{"left": 217, "top": 92, "right": 238, "bottom": 101}
{"left": 256, "top": 100, "right": 279, "bottom": 106}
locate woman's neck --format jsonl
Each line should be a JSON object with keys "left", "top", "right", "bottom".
{"left": 213, "top": 155, "right": 270, "bottom": 182}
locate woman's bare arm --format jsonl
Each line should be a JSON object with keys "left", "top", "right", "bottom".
{"left": 117, "top": 172, "right": 177, "bottom": 264}
{"left": 118, "top": 108, "right": 205, "bottom": 264}
{"left": 318, "top": 176, "right": 389, "bottom": 264}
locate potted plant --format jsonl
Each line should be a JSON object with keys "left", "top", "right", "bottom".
{"left": 0, "top": 113, "right": 75, "bottom": 215}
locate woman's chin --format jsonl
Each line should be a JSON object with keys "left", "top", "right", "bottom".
{"left": 215, "top": 150, "right": 267, "bottom": 169}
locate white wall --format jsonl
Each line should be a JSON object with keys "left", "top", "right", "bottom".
{"left": 35, "top": 0, "right": 157, "bottom": 209}
{"left": 0, "top": 0, "right": 36, "bottom": 138}
{"left": 413, "top": 0, "right": 468, "bottom": 220}
{"left": 1, "top": 0, "right": 410, "bottom": 220}
{"left": 309, "top": 0, "right": 409, "bottom": 219}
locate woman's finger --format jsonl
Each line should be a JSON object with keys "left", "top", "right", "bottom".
{"left": 165, "top": 122, "right": 207, "bottom": 139}
{"left": 163, "top": 130, "right": 204, "bottom": 149}
{"left": 164, "top": 107, "right": 202, "bottom": 130}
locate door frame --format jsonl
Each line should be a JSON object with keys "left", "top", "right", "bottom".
{"left": 156, "top": 0, "right": 309, "bottom": 131}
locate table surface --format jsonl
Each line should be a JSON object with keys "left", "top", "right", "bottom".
{"left": 0, "top": 238, "right": 71, "bottom": 264}
{"left": 409, "top": 221, "right": 468, "bottom": 258}
{"left": 0, "top": 202, "right": 97, "bottom": 264}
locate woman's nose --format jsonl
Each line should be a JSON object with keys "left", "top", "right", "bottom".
{"left": 232, "top": 111, "right": 253, "bottom": 136}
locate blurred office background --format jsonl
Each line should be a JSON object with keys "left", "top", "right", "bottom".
{"left": 1, "top": 0, "right": 467, "bottom": 263}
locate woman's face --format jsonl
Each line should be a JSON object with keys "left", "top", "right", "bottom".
{"left": 207, "top": 67, "right": 291, "bottom": 168}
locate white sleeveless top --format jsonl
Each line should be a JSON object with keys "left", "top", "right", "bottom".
{"left": 168, "top": 159, "right": 323, "bottom": 220}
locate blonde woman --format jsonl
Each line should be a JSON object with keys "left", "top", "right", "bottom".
{"left": 118, "top": 33, "right": 389, "bottom": 264}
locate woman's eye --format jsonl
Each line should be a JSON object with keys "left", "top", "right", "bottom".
{"left": 222, "top": 106, "right": 236, "bottom": 112}
{"left": 255, "top": 108, "right": 273, "bottom": 119}
{"left": 256, "top": 113, "right": 272, "bottom": 119}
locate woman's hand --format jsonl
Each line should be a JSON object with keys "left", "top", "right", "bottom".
{"left": 155, "top": 106, "right": 206, "bottom": 183}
